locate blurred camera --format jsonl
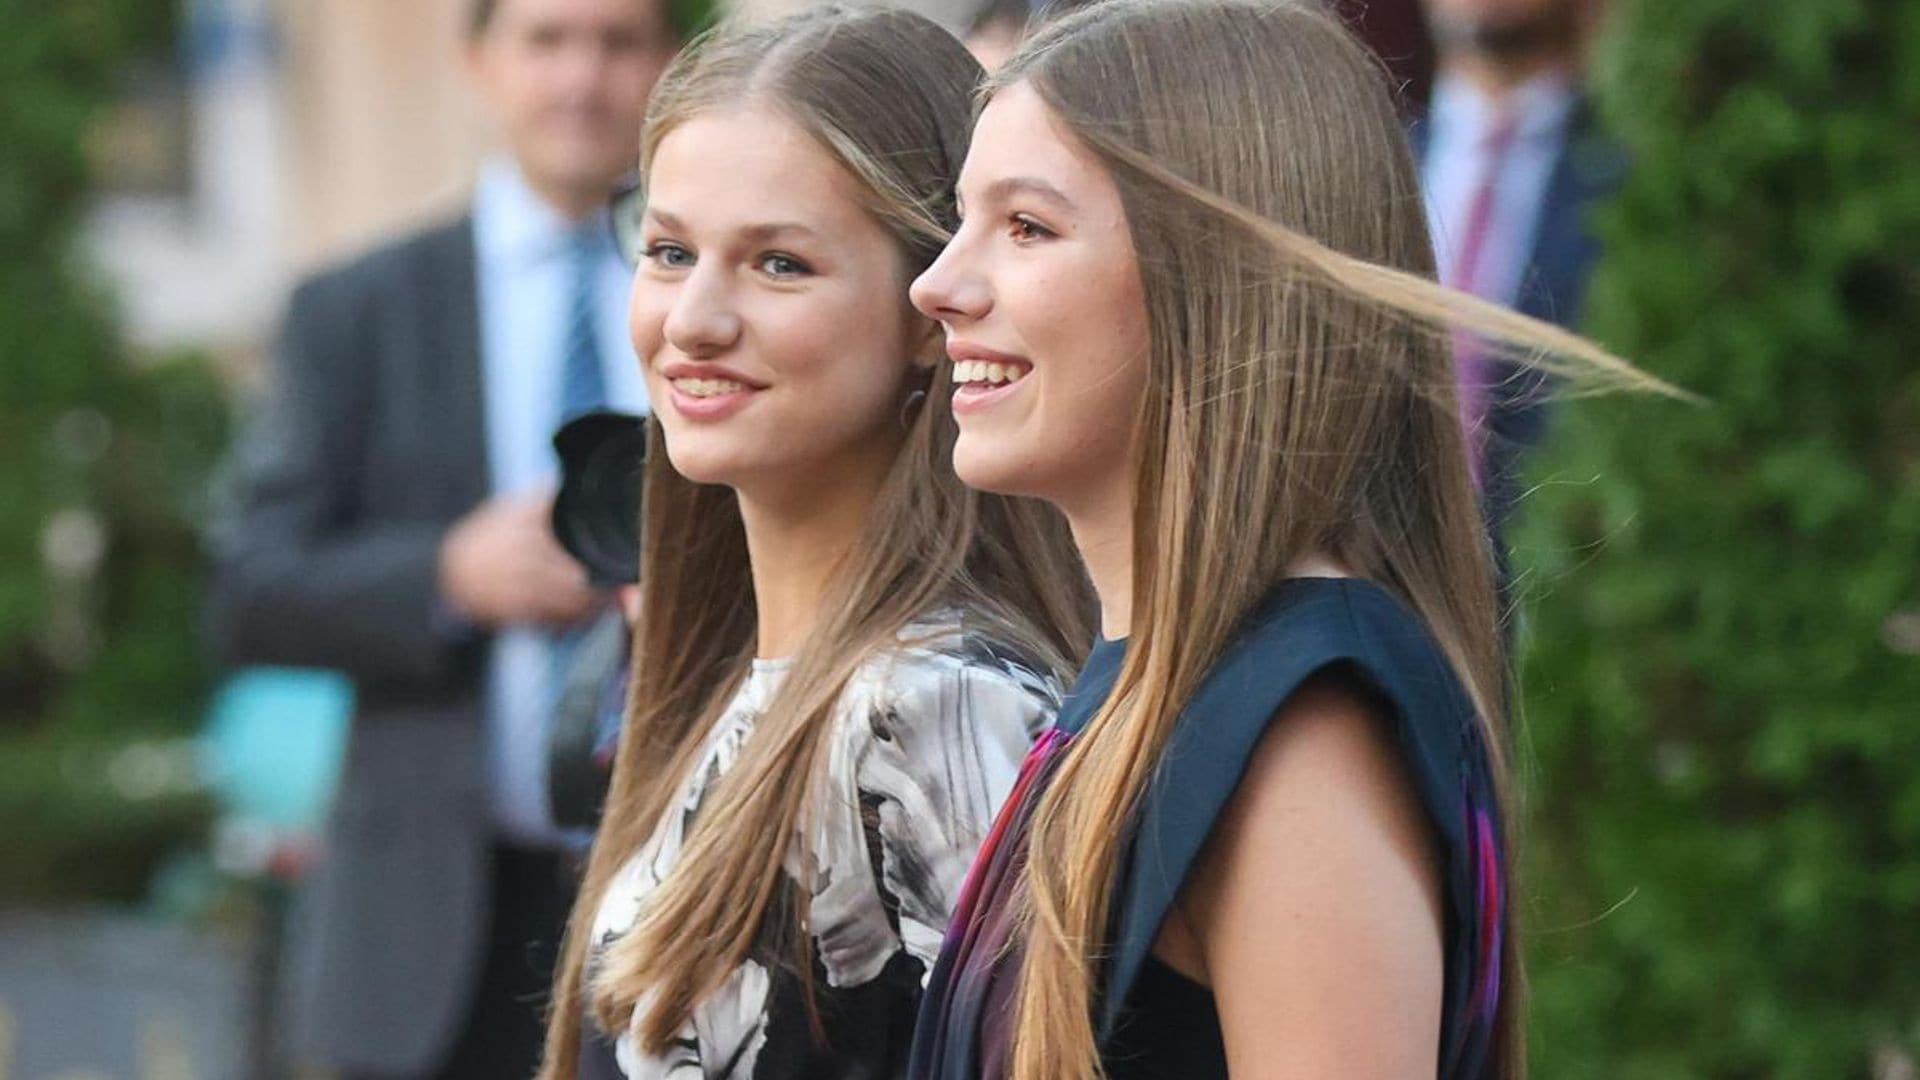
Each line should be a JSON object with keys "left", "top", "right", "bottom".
{"left": 550, "top": 410, "right": 647, "bottom": 586}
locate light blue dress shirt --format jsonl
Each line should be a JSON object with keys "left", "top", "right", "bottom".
{"left": 1421, "top": 71, "right": 1577, "bottom": 306}
{"left": 472, "top": 158, "right": 648, "bottom": 847}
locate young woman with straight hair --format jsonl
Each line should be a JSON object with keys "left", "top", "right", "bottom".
{"left": 538, "top": 8, "right": 1093, "bottom": 1078}
{"left": 908, "top": 1, "right": 1676, "bottom": 1077}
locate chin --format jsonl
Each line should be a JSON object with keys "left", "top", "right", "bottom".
{"left": 951, "top": 438, "right": 1030, "bottom": 498}
{"left": 537, "top": 147, "right": 626, "bottom": 194}
{"left": 658, "top": 435, "right": 747, "bottom": 489}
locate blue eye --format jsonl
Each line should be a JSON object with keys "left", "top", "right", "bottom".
{"left": 645, "top": 242, "right": 693, "bottom": 269}
{"left": 759, "top": 253, "right": 812, "bottom": 277}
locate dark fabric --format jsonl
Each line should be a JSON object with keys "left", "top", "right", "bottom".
{"left": 350, "top": 846, "right": 576, "bottom": 1080}
{"left": 578, "top": 1024, "right": 624, "bottom": 1080}
{"left": 577, "top": 946, "right": 931, "bottom": 1080}
{"left": 437, "top": 845, "right": 577, "bottom": 1080}
{"left": 911, "top": 578, "right": 1510, "bottom": 1079}
{"left": 547, "top": 608, "right": 629, "bottom": 831}
{"left": 206, "top": 217, "right": 490, "bottom": 695}
{"left": 1099, "top": 957, "right": 1228, "bottom": 1079}
{"left": 208, "top": 217, "right": 503, "bottom": 1075}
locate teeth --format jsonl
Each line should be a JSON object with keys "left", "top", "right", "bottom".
{"left": 953, "top": 359, "right": 1029, "bottom": 386}
{"left": 673, "top": 377, "right": 749, "bottom": 398}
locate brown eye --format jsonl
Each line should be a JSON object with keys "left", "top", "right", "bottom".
{"left": 1009, "top": 214, "right": 1054, "bottom": 242}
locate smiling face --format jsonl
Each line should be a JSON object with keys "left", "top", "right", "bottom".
{"left": 632, "top": 105, "right": 930, "bottom": 498}
{"left": 909, "top": 81, "right": 1150, "bottom": 520}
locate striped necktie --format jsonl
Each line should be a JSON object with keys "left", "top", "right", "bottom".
{"left": 560, "top": 225, "right": 609, "bottom": 422}
{"left": 1451, "top": 109, "right": 1519, "bottom": 490}
{"left": 547, "top": 225, "right": 613, "bottom": 826}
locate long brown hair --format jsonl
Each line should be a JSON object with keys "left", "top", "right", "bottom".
{"left": 993, "top": 2, "right": 1680, "bottom": 1077}
{"left": 539, "top": 8, "right": 1094, "bottom": 1076}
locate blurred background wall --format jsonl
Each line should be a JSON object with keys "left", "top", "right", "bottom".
{"left": 88, "top": 0, "right": 488, "bottom": 374}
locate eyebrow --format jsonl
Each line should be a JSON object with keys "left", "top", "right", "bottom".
{"left": 646, "top": 208, "right": 820, "bottom": 243}
{"left": 972, "top": 175, "right": 1075, "bottom": 211}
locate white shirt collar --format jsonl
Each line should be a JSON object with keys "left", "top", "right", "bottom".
{"left": 1430, "top": 69, "right": 1578, "bottom": 145}
{"left": 473, "top": 157, "right": 613, "bottom": 264}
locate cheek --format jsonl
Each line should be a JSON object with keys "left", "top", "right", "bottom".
{"left": 1027, "top": 253, "right": 1149, "bottom": 416}
{"left": 518, "top": 57, "right": 570, "bottom": 107}
{"left": 772, "top": 289, "right": 912, "bottom": 415}
{"left": 599, "top": 66, "right": 644, "bottom": 112}
{"left": 627, "top": 281, "right": 667, "bottom": 366}
{"left": 959, "top": 253, "right": 1148, "bottom": 494}
{"left": 629, "top": 284, "right": 678, "bottom": 412}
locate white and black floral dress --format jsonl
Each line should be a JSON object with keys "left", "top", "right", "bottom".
{"left": 578, "top": 619, "right": 1061, "bottom": 1079}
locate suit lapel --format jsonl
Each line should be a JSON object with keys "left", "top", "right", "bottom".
{"left": 1519, "top": 99, "right": 1620, "bottom": 328}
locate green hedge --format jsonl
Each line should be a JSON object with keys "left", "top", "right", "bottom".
{"left": 0, "top": 1, "right": 228, "bottom": 904}
{"left": 1516, "top": 1, "right": 1920, "bottom": 1075}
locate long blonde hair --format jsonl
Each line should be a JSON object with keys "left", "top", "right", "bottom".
{"left": 538, "top": 8, "right": 1094, "bottom": 1076}
{"left": 995, "top": 2, "right": 1679, "bottom": 1078}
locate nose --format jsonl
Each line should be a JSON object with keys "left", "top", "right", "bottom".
{"left": 910, "top": 236, "right": 991, "bottom": 324}
{"left": 554, "top": 33, "right": 623, "bottom": 108}
{"left": 660, "top": 267, "right": 742, "bottom": 358}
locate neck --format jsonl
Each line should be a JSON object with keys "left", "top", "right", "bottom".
{"left": 520, "top": 166, "right": 607, "bottom": 224}
{"left": 737, "top": 449, "right": 897, "bottom": 660}
{"left": 1445, "top": 52, "right": 1576, "bottom": 102}
{"left": 1060, "top": 473, "right": 1136, "bottom": 641}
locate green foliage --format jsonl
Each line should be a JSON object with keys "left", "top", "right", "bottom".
{"left": 669, "top": 0, "right": 721, "bottom": 39}
{"left": 0, "top": 0, "right": 228, "bottom": 904}
{"left": 1516, "top": 0, "right": 1920, "bottom": 1074}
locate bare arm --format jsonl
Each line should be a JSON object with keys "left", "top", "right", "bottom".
{"left": 1159, "top": 672, "right": 1445, "bottom": 1078}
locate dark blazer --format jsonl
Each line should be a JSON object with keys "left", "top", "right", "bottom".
{"left": 205, "top": 216, "right": 496, "bottom": 1076}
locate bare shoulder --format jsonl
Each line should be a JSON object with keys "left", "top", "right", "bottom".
{"left": 1162, "top": 668, "right": 1446, "bottom": 1076}
{"left": 1234, "top": 669, "right": 1427, "bottom": 836}
{"left": 1184, "top": 666, "right": 1440, "bottom": 926}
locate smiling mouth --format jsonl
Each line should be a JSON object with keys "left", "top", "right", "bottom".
{"left": 671, "top": 377, "right": 753, "bottom": 398}
{"left": 951, "top": 359, "right": 1031, "bottom": 388}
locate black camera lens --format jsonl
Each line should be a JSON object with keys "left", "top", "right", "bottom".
{"left": 551, "top": 411, "right": 648, "bottom": 586}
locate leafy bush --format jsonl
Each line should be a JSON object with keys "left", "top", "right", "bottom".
{"left": 0, "top": 0, "right": 228, "bottom": 904}
{"left": 1516, "top": 1, "right": 1920, "bottom": 1075}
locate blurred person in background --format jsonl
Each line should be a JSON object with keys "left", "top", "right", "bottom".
{"left": 205, "top": 0, "right": 675, "bottom": 1077}
{"left": 962, "top": 0, "right": 1104, "bottom": 72}
{"left": 1415, "top": 0, "right": 1620, "bottom": 587}
{"left": 963, "top": 0, "right": 1031, "bottom": 71}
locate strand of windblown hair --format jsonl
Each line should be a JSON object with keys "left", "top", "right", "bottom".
{"left": 1082, "top": 127, "right": 1699, "bottom": 405}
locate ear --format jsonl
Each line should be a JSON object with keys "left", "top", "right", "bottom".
{"left": 908, "top": 314, "right": 944, "bottom": 373}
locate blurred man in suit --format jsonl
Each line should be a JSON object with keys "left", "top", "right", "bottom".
{"left": 206, "top": 1, "right": 673, "bottom": 1076}
{"left": 1415, "top": 0, "right": 1623, "bottom": 582}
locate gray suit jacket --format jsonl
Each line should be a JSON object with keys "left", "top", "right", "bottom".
{"left": 206, "top": 216, "right": 497, "bottom": 1076}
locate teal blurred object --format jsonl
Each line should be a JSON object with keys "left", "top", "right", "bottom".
{"left": 201, "top": 668, "right": 352, "bottom": 830}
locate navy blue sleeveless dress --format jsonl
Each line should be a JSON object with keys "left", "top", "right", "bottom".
{"left": 910, "top": 577, "right": 1509, "bottom": 1079}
